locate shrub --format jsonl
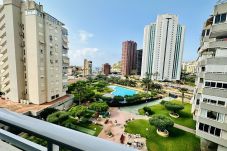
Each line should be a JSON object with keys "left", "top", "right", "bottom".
{"left": 100, "top": 96, "right": 112, "bottom": 102}
{"left": 143, "top": 107, "right": 154, "bottom": 115}
{"left": 89, "top": 101, "right": 109, "bottom": 112}
{"left": 160, "top": 100, "right": 167, "bottom": 105}
{"left": 47, "top": 111, "right": 69, "bottom": 125}
{"left": 39, "top": 108, "right": 59, "bottom": 120}
{"left": 164, "top": 102, "right": 184, "bottom": 113}
{"left": 69, "top": 105, "right": 88, "bottom": 118}
{"left": 149, "top": 115, "right": 174, "bottom": 132}
{"left": 113, "top": 96, "right": 124, "bottom": 103}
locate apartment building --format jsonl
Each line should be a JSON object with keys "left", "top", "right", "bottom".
{"left": 0, "top": 0, "right": 69, "bottom": 105}
{"left": 121, "top": 41, "right": 137, "bottom": 76}
{"left": 102, "top": 63, "right": 111, "bottom": 76}
{"left": 182, "top": 61, "right": 197, "bottom": 75}
{"left": 136, "top": 49, "right": 143, "bottom": 75}
{"left": 141, "top": 14, "right": 185, "bottom": 81}
{"left": 83, "top": 59, "right": 92, "bottom": 77}
{"left": 192, "top": 2, "right": 227, "bottom": 151}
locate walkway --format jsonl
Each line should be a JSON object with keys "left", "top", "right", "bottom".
{"left": 174, "top": 123, "right": 196, "bottom": 134}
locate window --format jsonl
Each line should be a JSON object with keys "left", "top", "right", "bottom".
{"left": 204, "top": 124, "right": 209, "bottom": 132}
{"left": 217, "top": 83, "right": 222, "bottom": 88}
{"left": 207, "top": 111, "right": 218, "bottom": 120}
{"left": 196, "top": 99, "right": 200, "bottom": 105}
{"left": 210, "top": 100, "right": 217, "bottom": 104}
{"left": 203, "top": 98, "right": 208, "bottom": 103}
{"left": 205, "top": 82, "right": 211, "bottom": 87}
{"left": 200, "top": 78, "right": 204, "bottom": 83}
{"left": 206, "top": 29, "right": 210, "bottom": 36}
{"left": 211, "top": 82, "right": 216, "bottom": 87}
{"left": 221, "top": 14, "right": 226, "bottom": 22}
{"left": 49, "top": 35, "right": 53, "bottom": 41}
{"left": 210, "top": 126, "right": 215, "bottom": 135}
{"left": 215, "top": 14, "right": 221, "bottom": 23}
{"left": 202, "top": 66, "right": 206, "bottom": 72}
{"left": 199, "top": 123, "right": 204, "bottom": 130}
{"left": 51, "top": 96, "right": 55, "bottom": 100}
{"left": 202, "top": 30, "right": 205, "bottom": 37}
{"left": 223, "top": 83, "right": 227, "bottom": 89}
{"left": 215, "top": 129, "right": 221, "bottom": 137}
{"left": 218, "top": 101, "right": 225, "bottom": 106}
{"left": 40, "top": 49, "right": 43, "bottom": 54}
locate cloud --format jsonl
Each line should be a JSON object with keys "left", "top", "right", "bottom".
{"left": 69, "top": 48, "right": 99, "bottom": 65}
{"left": 78, "top": 30, "right": 94, "bottom": 43}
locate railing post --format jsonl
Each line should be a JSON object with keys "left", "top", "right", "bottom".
{"left": 48, "top": 142, "right": 59, "bottom": 151}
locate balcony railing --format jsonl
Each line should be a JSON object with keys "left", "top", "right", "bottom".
{"left": 0, "top": 109, "right": 137, "bottom": 151}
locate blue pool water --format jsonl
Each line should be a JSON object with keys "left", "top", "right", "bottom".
{"left": 109, "top": 86, "right": 137, "bottom": 97}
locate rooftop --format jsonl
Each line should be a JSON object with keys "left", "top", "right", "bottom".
{"left": 0, "top": 95, "right": 72, "bottom": 115}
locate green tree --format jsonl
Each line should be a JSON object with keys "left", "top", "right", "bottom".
{"left": 149, "top": 115, "right": 174, "bottom": 132}
{"left": 113, "top": 96, "right": 124, "bottom": 103}
{"left": 73, "top": 81, "right": 87, "bottom": 104}
{"left": 164, "top": 102, "right": 184, "bottom": 116}
{"left": 178, "top": 88, "right": 188, "bottom": 104}
{"left": 89, "top": 101, "right": 109, "bottom": 112}
{"left": 141, "top": 73, "right": 153, "bottom": 92}
{"left": 47, "top": 111, "right": 69, "bottom": 125}
{"left": 69, "top": 105, "right": 88, "bottom": 118}
{"left": 39, "top": 108, "right": 59, "bottom": 120}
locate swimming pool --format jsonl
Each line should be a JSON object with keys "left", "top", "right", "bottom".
{"left": 109, "top": 86, "right": 137, "bottom": 97}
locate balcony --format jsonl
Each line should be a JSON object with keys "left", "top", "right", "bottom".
{"left": 62, "top": 56, "right": 69, "bottom": 65}
{"left": 205, "top": 73, "right": 227, "bottom": 82}
{"left": 210, "top": 23, "right": 227, "bottom": 38}
{"left": 0, "top": 109, "right": 137, "bottom": 151}
{"left": 196, "top": 129, "right": 227, "bottom": 148}
{"left": 203, "top": 87, "right": 227, "bottom": 98}
{"left": 209, "top": 39, "right": 227, "bottom": 48}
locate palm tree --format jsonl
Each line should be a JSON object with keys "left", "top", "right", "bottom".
{"left": 141, "top": 73, "right": 153, "bottom": 93}
{"left": 178, "top": 88, "right": 188, "bottom": 104}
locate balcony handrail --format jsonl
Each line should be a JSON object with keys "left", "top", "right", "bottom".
{"left": 0, "top": 109, "right": 137, "bottom": 151}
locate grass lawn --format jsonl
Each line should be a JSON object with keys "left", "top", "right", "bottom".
{"left": 78, "top": 123, "right": 103, "bottom": 136}
{"left": 125, "top": 119, "right": 200, "bottom": 151}
{"left": 138, "top": 100, "right": 196, "bottom": 129}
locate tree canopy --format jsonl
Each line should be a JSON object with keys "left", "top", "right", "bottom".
{"left": 149, "top": 115, "right": 174, "bottom": 132}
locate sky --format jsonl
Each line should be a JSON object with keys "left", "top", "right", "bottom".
{"left": 2, "top": 0, "right": 218, "bottom": 67}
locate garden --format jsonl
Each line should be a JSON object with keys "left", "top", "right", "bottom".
{"left": 67, "top": 74, "right": 162, "bottom": 106}
{"left": 125, "top": 119, "right": 200, "bottom": 151}
{"left": 138, "top": 100, "right": 196, "bottom": 129}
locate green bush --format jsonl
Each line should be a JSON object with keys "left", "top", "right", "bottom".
{"left": 113, "top": 96, "right": 124, "bottom": 103}
{"left": 160, "top": 100, "right": 167, "bottom": 105}
{"left": 89, "top": 101, "right": 109, "bottom": 112}
{"left": 164, "top": 102, "right": 184, "bottom": 113}
{"left": 69, "top": 105, "right": 88, "bottom": 118}
{"left": 47, "top": 111, "right": 69, "bottom": 125}
{"left": 100, "top": 96, "right": 112, "bottom": 102}
{"left": 143, "top": 107, "right": 154, "bottom": 115}
{"left": 39, "top": 108, "right": 59, "bottom": 120}
{"left": 149, "top": 115, "right": 174, "bottom": 132}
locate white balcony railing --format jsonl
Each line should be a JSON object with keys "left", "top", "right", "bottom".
{"left": 0, "top": 109, "right": 138, "bottom": 151}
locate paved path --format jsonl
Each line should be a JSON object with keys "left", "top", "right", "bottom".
{"left": 174, "top": 123, "right": 196, "bottom": 134}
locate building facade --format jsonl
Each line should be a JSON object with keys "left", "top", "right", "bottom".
{"left": 121, "top": 41, "right": 137, "bottom": 76}
{"left": 192, "top": 2, "right": 227, "bottom": 151}
{"left": 83, "top": 59, "right": 92, "bottom": 77}
{"left": 102, "top": 63, "right": 111, "bottom": 76}
{"left": 141, "top": 14, "right": 185, "bottom": 81}
{"left": 182, "top": 61, "right": 197, "bottom": 75}
{"left": 136, "top": 49, "right": 143, "bottom": 75}
{"left": 0, "top": 0, "right": 69, "bottom": 105}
